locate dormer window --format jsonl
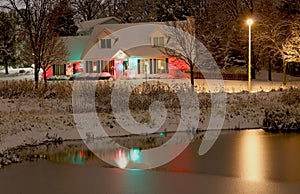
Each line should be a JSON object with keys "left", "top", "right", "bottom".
{"left": 100, "top": 39, "right": 111, "bottom": 48}
{"left": 153, "top": 37, "right": 164, "bottom": 47}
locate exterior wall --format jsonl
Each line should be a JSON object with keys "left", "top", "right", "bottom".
{"left": 42, "top": 58, "right": 189, "bottom": 80}
{"left": 82, "top": 57, "right": 170, "bottom": 79}
{"left": 41, "top": 62, "right": 83, "bottom": 79}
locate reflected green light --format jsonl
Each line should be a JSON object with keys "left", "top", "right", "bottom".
{"left": 70, "top": 151, "right": 85, "bottom": 165}
{"left": 129, "top": 169, "right": 144, "bottom": 171}
{"left": 130, "top": 148, "right": 141, "bottom": 163}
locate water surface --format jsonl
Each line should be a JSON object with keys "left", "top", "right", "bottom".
{"left": 1, "top": 130, "right": 300, "bottom": 194}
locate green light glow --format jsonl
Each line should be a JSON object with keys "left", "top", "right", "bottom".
{"left": 130, "top": 148, "right": 141, "bottom": 162}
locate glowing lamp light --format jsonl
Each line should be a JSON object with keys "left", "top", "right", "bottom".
{"left": 246, "top": 18, "right": 254, "bottom": 92}
{"left": 247, "top": 19, "right": 253, "bottom": 26}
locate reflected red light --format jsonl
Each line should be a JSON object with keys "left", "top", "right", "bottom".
{"left": 79, "top": 150, "right": 84, "bottom": 158}
{"left": 118, "top": 148, "right": 123, "bottom": 157}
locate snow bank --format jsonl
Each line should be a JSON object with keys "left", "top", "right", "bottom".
{"left": 0, "top": 78, "right": 299, "bottom": 154}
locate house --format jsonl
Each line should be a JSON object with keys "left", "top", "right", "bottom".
{"left": 42, "top": 17, "right": 122, "bottom": 80}
{"left": 45, "top": 17, "right": 189, "bottom": 80}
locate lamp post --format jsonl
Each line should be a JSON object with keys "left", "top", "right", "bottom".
{"left": 247, "top": 19, "right": 253, "bottom": 92}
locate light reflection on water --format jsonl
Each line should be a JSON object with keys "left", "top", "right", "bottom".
{"left": 1, "top": 130, "right": 300, "bottom": 194}
{"left": 46, "top": 132, "right": 199, "bottom": 170}
{"left": 47, "top": 145, "right": 144, "bottom": 169}
{"left": 38, "top": 130, "right": 300, "bottom": 182}
{"left": 238, "top": 130, "right": 266, "bottom": 181}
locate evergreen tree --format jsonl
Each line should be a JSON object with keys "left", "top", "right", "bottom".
{"left": 0, "top": 11, "right": 17, "bottom": 74}
{"left": 50, "top": 0, "right": 78, "bottom": 36}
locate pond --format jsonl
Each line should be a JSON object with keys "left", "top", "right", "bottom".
{"left": 1, "top": 130, "right": 300, "bottom": 194}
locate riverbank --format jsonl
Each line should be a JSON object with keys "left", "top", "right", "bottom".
{"left": 0, "top": 80, "right": 299, "bottom": 167}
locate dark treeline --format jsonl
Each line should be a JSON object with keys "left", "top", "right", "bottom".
{"left": 1, "top": 0, "right": 300, "bottom": 84}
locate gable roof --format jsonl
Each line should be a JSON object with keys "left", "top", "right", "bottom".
{"left": 77, "top": 17, "right": 121, "bottom": 32}
{"left": 81, "top": 22, "right": 167, "bottom": 60}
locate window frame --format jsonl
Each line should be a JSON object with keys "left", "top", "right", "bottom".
{"left": 153, "top": 37, "right": 164, "bottom": 47}
{"left": 100, "top": 39, "right": 112, "bottom": 49}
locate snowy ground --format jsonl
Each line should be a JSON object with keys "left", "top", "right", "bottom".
{"left": 0, "top": 67, "right": 299, "bottom": 153}
{"left": 0, "top": 67, "right": 34, "bottom": 81}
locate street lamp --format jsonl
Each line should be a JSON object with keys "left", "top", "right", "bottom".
{"left": 247, "top": 19, "right": 253, "bottom": 92}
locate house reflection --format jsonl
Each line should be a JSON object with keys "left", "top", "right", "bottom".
{"left": 47, "top": 147, "right": 142, "bottom": 169}
{"left": 48, "top": 150, "right": 92, "bottom": 165}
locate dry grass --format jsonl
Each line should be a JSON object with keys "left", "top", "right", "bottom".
{"left": 0, "top": 80, "right": 72, "bottom": 99}
{"left": 0, "top": 80, "right": 213, "bottom": 116}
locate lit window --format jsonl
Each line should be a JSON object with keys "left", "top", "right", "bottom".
{"left": 93, "top": 63, "right": 97, "bottom": 72}
{"left": 157, "top": 59, "right": 166, "bottom": 74}
{"left": 100, "top": 39, "right": 112, "bottom": 48}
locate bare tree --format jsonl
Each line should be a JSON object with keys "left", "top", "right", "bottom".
{"left": 281, "top": 22, "right": 300, "bottom": 83}
{"left": 255, "top": 17, "right": 300, "bottom": 84}
{"left": 162, "top": 19, "right": 200, "bottom": 89}
{"left": 7, "top": 0, "right": 69, "bottom": 86}
{"left": 40, "top": 37, "right": 69, "bottom": 85}
{"left": 71, "top": 0, "right": 104, "bottom": 21}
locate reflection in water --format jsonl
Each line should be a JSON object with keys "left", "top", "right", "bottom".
{"left": 2, "top": 129, "right": 300, "bottom": 194}
{"left": 239, "top": 131, "right": 266, "bottom": 181}
{"left": 115, "top": 148, "right": 128, "bottom": 169}
{"left": 129, "top": 148, "right": 142, "bottom": 163}
{"left": 42, "top": 130, "right": 300, "bottom": 183}
{"left": 49, "top": 150, "right": 90, "bottom": 165}
{"left": 48, "top": 147, "right": 142, "bottom": 169}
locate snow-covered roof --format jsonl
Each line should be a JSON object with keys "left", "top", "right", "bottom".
{"left": 125, "top": 45, "right": 165, "bottom": 58}
{"left": 62, "top": 36, "right": 89, "bottom": 62}
{"left": 81, "top": 22, "right": 167, "bottom": 60}
{"left": 77, "top": 17, "right": 121, "bottom": 32}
